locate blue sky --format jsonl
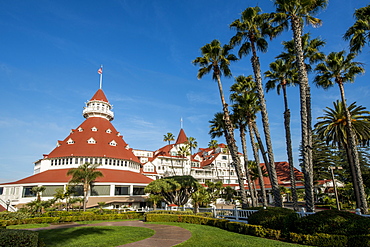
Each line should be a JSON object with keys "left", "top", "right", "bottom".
{"left": 1, "top": 0, "right": 369, "bottom": 182}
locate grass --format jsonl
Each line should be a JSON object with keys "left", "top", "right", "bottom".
{"left": 38, "top": 226, "right": 154, "bottom": 247}
{"left": 149, "top": 222, "right": 309, "bottom": 247}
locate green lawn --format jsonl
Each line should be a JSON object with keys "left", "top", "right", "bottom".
{"left": 38, "top": 226, "right": 154, "bottom": 247}
{"left": 150, "top": 222, "right": 309, "bottom": 247}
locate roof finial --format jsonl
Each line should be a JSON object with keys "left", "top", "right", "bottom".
{"left": 97, "top": 65, "right": 103, "bottom": 89}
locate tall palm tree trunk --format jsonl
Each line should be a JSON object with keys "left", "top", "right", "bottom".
{"left": 338, "top": 81, "right": 368, "bottom": 214}
{"left": 282, "top": 85, "right": 298, "bottom": 211}
{"left": 215, "top": 73, "right": 249, "bottom": 208}
{"left": 250, "top": 44, "right": 281, "bottom": 207}
{"left": 291, "top": 16, "right": 314, "bottom": 212}
{"left": 343, "top": 142, "right": 361, "bottom": 208}
{"left": 240, "top": 125, "right": 256, "bottom": 207}
{"left": 252, "top": 121, "right": 271, "bottom": 182}
{"left": 248, "top": 121, "right": 267, "bottom": 207}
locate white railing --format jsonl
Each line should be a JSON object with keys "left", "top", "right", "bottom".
{"left": 0, "top": 198, "right": 17, "bottom": 212}
{"left": 215, "top": 208, "right": 258, "bottom": 222}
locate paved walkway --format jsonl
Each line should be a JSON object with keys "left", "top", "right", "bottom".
{"left": 25, "top": 220, "right": 192, "bottom": 247}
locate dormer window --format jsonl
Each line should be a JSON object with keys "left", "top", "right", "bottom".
{"left": 109, "top": 140, "right": 117, "bottom": 146}
{"left": 87, "top": 137, "right": 96, "bottom": 144}
{"left": 78, "top": 127, "right": 83, "bottom": 132}
{"left": 106, "top": 129, "right": 112, "bottom": 134}
{"left": 67, "top": 138, "right": 75, "bottom": 144}
{"left": 91, "top": 126, "right": 98, "bottom": 132}
{"left": 117, "top": 132, "right": 121, "bottom": 136}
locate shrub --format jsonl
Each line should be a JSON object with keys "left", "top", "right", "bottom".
{"left": 348, "top": 234, "right": 370, "bottom": 247}
{"left": 293, "top": 210, "right": 370, "bottom": 236}
{"left": 288, "top": 232, "right": 347, "bottom": 247}
{"left": 0, "top": 229, "right": 44, "bottom": 247}
{"left": 247, "top": 207, "right": 296, "bottom": 231}
{"left": 0, "top": 212, "right": 31, "bottom": 220}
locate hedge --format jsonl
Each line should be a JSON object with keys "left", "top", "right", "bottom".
{"left": 144, "top": 213, "right": 363, "bottom": 247}
{"left": 0, "top": 212, "right": 143, "bottom": 226}
{"left": 0, "top": 229, "right": 44, "bottom": 247}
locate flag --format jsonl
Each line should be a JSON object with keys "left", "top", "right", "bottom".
{"left": 97, "top": 67, "right": 103, "bottom": 74}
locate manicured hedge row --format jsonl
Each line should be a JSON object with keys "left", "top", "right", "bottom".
{"left": 145, "top": 213, "right": 366, "bottom": 247}
{"left": 0, "top": 229, "right": 44, "bottom": 247}
{"left": 0, "top": 212, "right": 143, "bottom": 227}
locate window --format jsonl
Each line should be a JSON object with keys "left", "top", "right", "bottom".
{"left": 106, "top": 129, "right": 112, "bottom": 133}
{"left": 115, "top": 186, "right": 129, "bottom": 195}
{"left": 22, "top": 186, "right": 36, "bottom": 198}
{"left": 133, "top": 187, "right": 145, "bottom": 195}
{"left": 109, "top": 140, "right": 117, "bottom": 146}
{"left": 91, "top": 185, "right": 110, "bottom": 196}
{"left": 78, "top": 127, "right": 83, "bottom": 132}
{"left": 222, "top": 156, "right": 227, "bottom": 160}
{"left": 67, "top": 138, "right": 74, "bottom": 144}
{"left": 43, "top": 186, "right": 64, "bottom": 197}
{"left": 0, "top": 187, "right": 3, "bottom": 195}
{"left": 91, "top": 126, "right": 98, "bottom": 132}
{"left": 87, "top": 137, "right": 96, "bottom": 144}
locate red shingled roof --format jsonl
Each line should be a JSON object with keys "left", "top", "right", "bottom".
{"left": 175, "top": 129, "right": 187, "bottom": 144}
{"left": 0, "top": 168, "right": 153, "bottom": 185}
{"left": 47, "top": 117, "right": 140, "bottom": 162}
{"left": 90, "top": 89, "right": 108, "bottom": 102}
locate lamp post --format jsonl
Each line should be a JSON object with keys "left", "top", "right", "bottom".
{"left": 5, "top": 199, "right": 10, "bottom": 211}
{"left": 328, "top": 166, "right": 343, "bottom": 210}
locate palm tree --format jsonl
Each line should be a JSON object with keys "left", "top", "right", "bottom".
{"left": 265, "top": 59, "right": 299, "bottom": 210}
{"left": 192, "top": 39, "right": 249, "bottom": 208}
{"left": 344, "top": 4, "right": 370, "bottom": 53}
{"left": 177, "top": 145, "right": 191, "bottom": 175}
{"left": 31, "top": 186, "right": 46, "bottom": 202}
{"left": 208, "top": 139, "right": 219, "bottom": 150}
{"left": 163, "top": 132, "right": 175, "bottom": 145}
{"left": 315, "top": 101, "right": 370, "bottom": 212}
{"left": 314, "top": 51, "right": 367, "bottom": 213}
{"left": 230, "top": 76, "right": 262, "bottom": 207}
{"left": 67, "top": 163, "right": 104, "bottom": 211}
{"left": 272, "top": 0, "right": 328, "bottom": 212}
{"left": 230, "top": 6, "right": 282, "bottom": 207}
{"left": 187, "top": 137, "right": 198, "bottom": 156}
{"left": 97, "top": 201, "right": 106, "bottom": 214}
{"left": 164, "top": 132, "right": 176, "bottom": 175}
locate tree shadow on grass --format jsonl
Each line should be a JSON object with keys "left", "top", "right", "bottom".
{"left": 38, "top": 226, "right": 116, "bottom": 247}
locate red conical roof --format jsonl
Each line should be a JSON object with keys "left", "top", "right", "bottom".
{"left": 175, "top": 128, "right": 188, "bottom": 144}
{"left": 90, "top": 89, "right": 109, "bottom": 102}
{"left": 47, "top": 117, "right": 140, "bottom": 162}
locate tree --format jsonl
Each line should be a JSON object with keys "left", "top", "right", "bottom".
{"left": 144, "top": 175, "right": 201, "bottom": 207}
{"left": 164, "top": 132, "right": 176, "bottom": 175}
{"left": 67, "top": 163, "right": 104, "bottom": 211}
{"left": 163, "top": 132, "right": 175, "bottom": 145}
{"left": 265, "top": 58, "right": 299, "bottom": 210}
{"left": 187, "top": 137, "right": 198, "bottom": 156}
{"left": 272, "top": 0, "right": 328, "bottom": 212}
{"left": 97, "top": 202, "right": 106, "bottom": 214}
{"left": 205, "top": 180, "right": 224, "bottom": 205}
{"left": 230, "top": 6, "right": 281, "bottom": 207}
{"left": 230, "top": 76, "right": 264, "bottom": 207}
{"left": 314, "top": 100, "right": 370, "bottom": 213}
{"left": 177, "top": 145, "right": 191, "bottom": 175}
{"left": 191, "top": 187, "right": 209, "bottom": 214}
{"left": 31, "top": 186, "right": 46, "bottom": 202}
{"left": 344, "top": 4, "right": 370, "bottom": 53}
{"left": 148, "top": 194, "right": 163, "bottom": 210}
{"left": 193, "top": 39, "right": 250, "bottom": 208}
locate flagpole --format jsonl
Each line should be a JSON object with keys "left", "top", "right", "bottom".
{"left": 99, "top": 65, "right": 103, "bottom": 89}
